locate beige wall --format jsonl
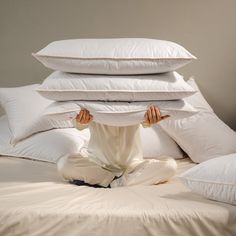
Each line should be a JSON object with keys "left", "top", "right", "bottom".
{"left": 0, "top": 0, "right": 235, "bottom": 130}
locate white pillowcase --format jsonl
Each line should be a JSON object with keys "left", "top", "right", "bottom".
{"left": 32, "top": 38, "right": 196, "bottom": 74}
{"left": 160, "top": 78, "right": 236, "bottom": 163}
{"left": 0, "top": 116, "right": 90, "bottom": 163}
{"left": 0, "top": 84, "right": 72, "bottom": 144}
{"left": 43, "top": 100, "right": 197, "bottom": 127}
{"left": 140, "top": 125, "right": 184, "bottom": 159}
{"left": 179, "top": 153, "right": 236, "bottom": 205}
{"left": 0, "top": 115, "right": 183, "bottom": 162}
{"left": 37, "top": 71, "right": 196, "bottom": 102}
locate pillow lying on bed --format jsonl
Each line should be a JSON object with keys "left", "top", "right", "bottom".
{"left": 160, "top": 78, "right": 236, "bottom": 163}
{"left": 37, "top": 71, "right": 196, "bottom": 102}
{"left": 0, "top": 84, "right": 72, "bottom": 144}
{"left": 179, "top": 153, "right": 236, "bottom": 205}
{"left": 0, "top": 116, "right": 89, "bottom": 163}
{"left": 43, "top": 100, "right": 198, "bottom": 127}
{"left": 0, "top": 116, "right": 184, "bottom": 161}
{"left": 32, "top": 38, "right": 196, "bottom": 74}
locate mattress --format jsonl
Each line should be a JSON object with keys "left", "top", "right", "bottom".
{"left": 0, "top": 156, "right": 235, "bottom": 236}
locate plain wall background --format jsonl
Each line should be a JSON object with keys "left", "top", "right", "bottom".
{"left": 0, "top": 0, "right": 235, "bottom": 130}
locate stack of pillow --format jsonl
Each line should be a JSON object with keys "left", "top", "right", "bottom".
{"left": 33, "top": 38, "right": 197, "bottom": 126}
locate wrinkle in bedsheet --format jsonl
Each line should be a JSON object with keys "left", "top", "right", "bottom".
{"left": 0, "top": 156, "right": 235, "bottom": 236}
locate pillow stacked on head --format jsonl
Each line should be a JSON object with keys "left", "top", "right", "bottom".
{"left": 32, "top": 38, "right": 196, "bottom": 74}
{"left": 33, "top": 38, "right": 197, "bottom": 126}
{"left": 36, "top": 71, "right": 195, "bottom": 102}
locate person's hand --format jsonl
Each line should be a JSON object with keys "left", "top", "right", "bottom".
{"left": 76, "top": 109, "right": 93, "bottom": 125}
{"left": 143, "top": 106, "right": 170, "bottom": 126}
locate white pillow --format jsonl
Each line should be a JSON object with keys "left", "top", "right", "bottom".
{"left": 0, "top": 115, "right": 183, "bottom": 162}
{"left": 179, "top": 153, "right": 236, "bottom": 205}
{"left": 140, "top": 125, "right": 184, "bottom": 159}
{"left": 0, "top": 85, "right": 72, "bottom": 144}
{"left": 43, "top": 100, "right": 198, "bottom": 127}
{"left": 0, "top": 116, "right": 90, "bottom": 163}
{"left": 160, "top": 78, "right": 236, "bottom": 163}
{"left": 37, "top": 71, "right": 196, "bottom": 102}
{"left": 32, "top": 38, "right": 196, "bottom": 74}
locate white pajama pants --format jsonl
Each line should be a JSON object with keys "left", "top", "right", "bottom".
{"left": 57, "top": 122, "right": 177, "bottom": 188}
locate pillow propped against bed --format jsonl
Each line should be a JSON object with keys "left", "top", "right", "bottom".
{"left": 32, "top": 38, "right": 196, "bottom": 74}
{"left": 36, "top": 71, "right": 196, "bottom": 102}
{"left": 179, "top": 153, "right": 236, "bottom": 205}
{"left": 0, "top": 116, "right": 90, "bottom": 163}
{"left": 0, "top": 115, "right": 185, "bottom": 161}
{"left": 42, "top": 100, "right": 198, "bottom": 127}
{"left": 0, "top": 85, "right": 73, "bottom": 144}
{"left": 160, "top": 78, "right": 236, "bottom": 163}
{"left": 140, "top": 125, "right": 185, "bottom": 159}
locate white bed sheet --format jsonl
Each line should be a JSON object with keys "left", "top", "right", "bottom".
{"left": 0, "top": 156, "right": 235, "bottom": 236}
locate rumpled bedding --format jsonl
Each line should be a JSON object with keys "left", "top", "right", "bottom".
{"left": 0, "top": 156, "right": 235, "bottom": 236}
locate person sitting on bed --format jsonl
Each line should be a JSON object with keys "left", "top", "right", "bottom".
{"left": 57, "top": 106, "right": 177, "bottom": 188}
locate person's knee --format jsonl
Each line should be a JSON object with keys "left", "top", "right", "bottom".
{"left": 163, "top": 158, "right": 177, "bottom": 179}
{"left": 166, "top": 158, "right": 177, "bottom": 173}
{"left": 57, "top": 153, "right": 115, "bottom": 187}
{"left": 57, "top": 154, "right": 75, "bottom": 181}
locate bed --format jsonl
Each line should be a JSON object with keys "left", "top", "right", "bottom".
{"left": 0, "top": 156, "right": 235, "bottom": 236}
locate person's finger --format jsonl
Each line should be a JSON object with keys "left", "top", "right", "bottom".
{"left": 81, "top": 109, "right": 87, "bottom": 124}
{"left": 83, "top": 111, "right": 88, "bottom": 123}
{"left": 155, "top": 106, "right": 162, "bottom": 122}
{"left": 160, "top": 115, "right": 170, "bottom": 121}
{"left": 144, "top": 112, "right": 149, "bottom": 124}
{"left": 143, "top": 111, "right": 148, "bottom": 123}
{"left": 88, "top": 115, "right": 93, "bottom": 122}
{"left": 85, "top": 109, "right": 89, "bottom": 119}
{"left": 85, "top": 110, "right": 91, "bottom": 123}
{"left": 151, "top": 106, "right": 158, "bottom": 123}
{"left": 148, "top": 106, "right": 153, "bottom": 124}
{"left": 76, "top": 110, "right": 84, "bottom": 122}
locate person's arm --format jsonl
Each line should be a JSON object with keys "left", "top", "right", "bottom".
{"left": 73, "top": 109, "right": 93, "bottom": 130}
{"left": 142, "top": 106, "right": 170, "bottom": 128}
